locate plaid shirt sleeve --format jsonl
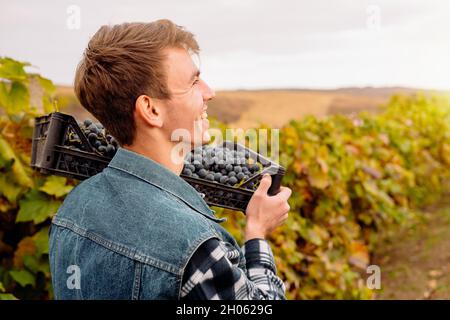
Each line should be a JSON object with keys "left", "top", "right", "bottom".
{"left": 180, "top": 238, "right": 286, "bottom": 300}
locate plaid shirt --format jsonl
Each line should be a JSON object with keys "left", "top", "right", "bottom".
{"left": 180, "top": 238, "right": 286, "bottom": 300}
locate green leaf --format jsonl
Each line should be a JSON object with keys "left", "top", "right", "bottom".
{"left": 33, "top": 227, "right": 50, "bottom": 255}
{"left": 0, "top": 137, "right": 33, "bottom": 188}
{"left": 23, "top": 255, "right": 40, "bottom": 273}
{"left": 42, "top": 95, "right": 55, "bottom": 114}
{"left": 0, "top": 80, "right": 30, "bottom": 115}
{"left": 37, "top": 75, "right": 56, "bottom": 113}
{"left": 0, "top": 151, "right": 14, "bottom": 170}
{"left": 17, "top": 189, "right": 61, "bottom": 224}
{"left": 37, "top": 76, "right": 56, "bottom": 95}
{"left": 39, "top": 176, "right": 73, "bottom": 198}
{"left": 0, "top": 82, "right": 9, "bottom": 110}
{"left": 0, "top": 57, "right": 29, "bottom": 82}
{"left": 0, "top": 173, "right": 23, "bottom": 203}
{"left": 0, "top": 293, "right": 18, "bottom": 300}
{"left": 23, "top": 255, "right": 50, "bottom": 276}
{"left": 0, "top": 282, "right": 5, "bottom": 292}
{"left": 363, "top": 181, "right": 395, "bottom": 207}
{"left": 9, "top": 269, "right": 35, "bottom": 287}
{"left": 8, "top": 81, "right": 30, "bottom": 114}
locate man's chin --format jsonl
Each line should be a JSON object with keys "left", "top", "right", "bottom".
{"left": 189, "top": 131, "right": 211, "bottom": 148}
{"left": 202, "top": 130, "right": 211, "bottom": 144}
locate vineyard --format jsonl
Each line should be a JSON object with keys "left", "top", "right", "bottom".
{"left": 1, "top": 57, "right": 449, "bottom": 299}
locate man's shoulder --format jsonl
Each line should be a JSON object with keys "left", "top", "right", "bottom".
{"left": 63, "top": 166, "right": 166, "bottom": 206}
{"left": 59, "top": 167, "right": 192, "bottom": 223}
{"left": 52, "top": 168, "right": 219, "bottom": 273}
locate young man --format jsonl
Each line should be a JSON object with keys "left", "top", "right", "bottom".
{"left": 49, "top": 19, "right": 292, "bottom": 300}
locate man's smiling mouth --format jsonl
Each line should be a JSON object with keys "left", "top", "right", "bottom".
{"left": 197, "top": 106, "right": 208, "bottom": 121}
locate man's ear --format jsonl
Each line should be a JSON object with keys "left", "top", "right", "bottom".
{"left": 135, "top": 95, "right": 164, "bottom": 128}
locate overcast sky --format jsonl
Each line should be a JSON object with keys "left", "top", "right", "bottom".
{"left": 1, "top": 0, "right": 450, "bottom": 90}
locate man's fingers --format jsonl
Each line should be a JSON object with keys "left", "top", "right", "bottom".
{"left": 255, "top": 174, "right": 272, "bottom": 195}
{"left": 274, "top": 213, "right": 289, "bottom": 229}
{"left": 278, "top": 186, "right": 292, "bottom": 199}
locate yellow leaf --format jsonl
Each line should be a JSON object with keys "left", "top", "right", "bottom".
{"left": 348, "top": 241, "right": 369, "bottom": 270}
{"left": 307, "top": 167, "right": 330, "bottom": 190}
{"left": 39, "top": 176, "right": 73, "bottom": 198}
{"left": 13, "top": 237, "right": 36, "bottom": 268}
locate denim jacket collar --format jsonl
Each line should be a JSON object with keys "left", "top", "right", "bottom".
{"left": 107, "top": 147, "right": 224, "bottom": 222}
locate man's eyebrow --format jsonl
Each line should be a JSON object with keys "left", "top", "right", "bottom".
{"left": 189, "top": 69, "right": 201, "bottom": 83}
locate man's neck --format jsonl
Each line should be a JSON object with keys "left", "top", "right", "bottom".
{"left": 124, "top": 136, "right": 186, "bottom": 176}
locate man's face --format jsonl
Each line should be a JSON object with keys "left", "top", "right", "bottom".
{"left": 161, "top": 47, "right": 215, "bottom": 147}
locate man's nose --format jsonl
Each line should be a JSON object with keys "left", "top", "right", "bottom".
{"left": 203, "top": 82, "right": 215, "bottom": 101}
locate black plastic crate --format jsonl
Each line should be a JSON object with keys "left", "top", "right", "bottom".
{"left": 31, "top": 112, "right": 111, "bottom": 180}
{"left": 181, "top": 141, "right": 285, "bottom": 212}
{"left": 31, "top": 112, "right": 285, "bottom": 212}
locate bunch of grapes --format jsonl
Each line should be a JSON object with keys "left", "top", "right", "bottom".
{"left": 65, "top": 119, "right": 119, "bottom": 158}
{"left": 182, "top": 145, "right": 267, "bottom": 189}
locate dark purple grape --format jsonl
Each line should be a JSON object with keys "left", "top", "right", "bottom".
{"left": 193, "top": 160, "right": 202, "bottom": 170}
{"left": 219, "top": 176, "right": 229, "bottom": 184}
{"left": 214, "top": 172, "right": 222, "bottom": 182}
{"left": 88, "top": 124, "right": 99, "bottom": 134}
{"left": 228, "top": 176, "right": 238, "bottom": 185}
{"left": 198, "top": 168, "right": 207, "bottom": 178}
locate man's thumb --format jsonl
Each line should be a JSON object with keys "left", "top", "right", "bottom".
{"left": 256, "top": 174, "right": 272, "bottom": 195}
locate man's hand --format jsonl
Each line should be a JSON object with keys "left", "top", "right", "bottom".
{"left": 244, "top": 174, "right": 292, "bottom": 242}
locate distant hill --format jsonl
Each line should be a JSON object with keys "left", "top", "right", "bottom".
{"left": 55, "top": 86, "right": 448, "bottom": 128}
{"left": 205, "top": 87, "right": 447, "bottom": 129}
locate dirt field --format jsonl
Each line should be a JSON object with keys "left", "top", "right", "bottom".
{"left": 373, "top": 194, "right": 450, "bottom": 299}
{"left": 207, "top": 89, "right": 390, "bottom": 129}
{"left": 56, "top": 86, "right": 434, "bottom": 127}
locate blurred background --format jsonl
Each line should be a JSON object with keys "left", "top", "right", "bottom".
{"left": 0, "top": 0, "right": 449, "bottom": 300}
{"left": 2, "top": 0, "right": 450, "bottom": 125}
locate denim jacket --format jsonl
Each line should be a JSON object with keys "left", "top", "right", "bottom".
{"left": 49, "top": 147, "right": 246, "bottom": 299}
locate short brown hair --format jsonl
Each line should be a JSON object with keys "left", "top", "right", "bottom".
{"left": 74, "top": 19, "right": 200, "bottom": 145}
